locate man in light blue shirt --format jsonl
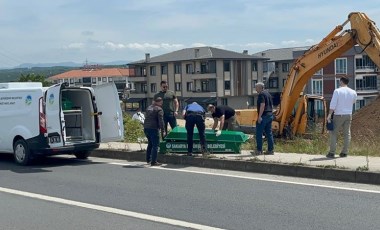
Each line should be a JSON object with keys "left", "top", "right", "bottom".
{"left": 326, "top": 76, "right": 357, "bottom": 158}
{"left": 182, "top": 102, "right": 207, "bottom": 156}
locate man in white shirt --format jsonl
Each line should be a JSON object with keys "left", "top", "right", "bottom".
{"left": 326, "top": 76, "right": 357, "bottom": 158}
{"left": 132, "top": 108, "right": 145, "bottom": 125}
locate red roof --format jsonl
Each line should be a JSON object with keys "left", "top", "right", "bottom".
{"left": 49, "top": 68, "right": 135, "bottom": 80}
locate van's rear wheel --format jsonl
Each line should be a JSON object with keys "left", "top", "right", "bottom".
{"left": 14, "top": 139, "right": 31, "bottom": 165}
{"left": 74, "top": 151, "right": 91, "bottom": 159}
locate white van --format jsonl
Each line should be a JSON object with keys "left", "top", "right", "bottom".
{"left": 0, "top": 82, "right": 124, "bottom": 165}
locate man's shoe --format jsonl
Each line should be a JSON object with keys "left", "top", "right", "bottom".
{"left": 339, "top": 153, "right": 348, "bottom": 158}
{"left": 251, "top": 150, "right": 263, "bottom": 156}
{"left": 151, "top": 162, "right": 162, "bottom": 166}
{"left": 201, "top": 150, "right": 209, "bottom": 157}
{"left": 186, "top": 153, "right": 193, "bottom": 156}
{"left": 326, "top": 153, "right": 335, "bottom": 158}
{"left": 264, "top": 150, "right": 274, "bottom": 155}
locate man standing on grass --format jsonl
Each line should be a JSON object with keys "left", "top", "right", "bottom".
{"left": 326, "top": 76, "right": 357, "bottom": 158}
{"left": 253, "top": 82, "right": 274, "bottom": 156}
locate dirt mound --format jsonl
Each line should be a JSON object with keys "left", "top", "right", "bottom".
{"left": 351, "top": 95, "right": 380, "bottom": 141}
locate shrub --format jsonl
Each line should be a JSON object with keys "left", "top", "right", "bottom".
{"left": 123, "top": 114, "right": 145, "bottom": 142}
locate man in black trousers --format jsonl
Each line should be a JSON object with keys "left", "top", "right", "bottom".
{"left": 182, "top": 102, "right": 207, "bottom": 157}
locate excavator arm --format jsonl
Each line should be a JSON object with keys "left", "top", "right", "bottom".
{"left": 275, "top": 12, "right": 380, "bottom": 136}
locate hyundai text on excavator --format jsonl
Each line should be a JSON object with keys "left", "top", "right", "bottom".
{"left": 237, "top": 12, "right": 380, "bottom": 138}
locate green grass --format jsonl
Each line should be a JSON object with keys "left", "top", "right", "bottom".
{"left": 123, "top": 116, "right": 379, "bottom": 157}
{"left": 242, "top": 133, "right": 380, "bottom": 157}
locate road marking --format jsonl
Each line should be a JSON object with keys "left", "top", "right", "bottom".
{"left": 108, "top": 162, "right": 380, "bottom": 194}
{"left": 0, "top": 187, "right": 224, "bottom": 230}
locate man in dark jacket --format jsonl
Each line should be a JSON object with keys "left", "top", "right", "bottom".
{"left": 254, "top": 82, "right": 274, "bottom": 155}
{"left": 207, "top": 104, "right": 237, "bottom": 132}
{"left": 182, "top": 102, "right": 207, "bottom": 156}
{"left": 143, "top": 97, "right": 165, "bottom": 166}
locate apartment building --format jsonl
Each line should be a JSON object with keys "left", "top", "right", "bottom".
{"left": 128, "top": 46, "right": 268, "bottom": 110}
{"left": 256, "top": 46, "right": 379, "bottom": 114}
{"left": 49, "top": 65, "right": 134, "bottom": 99}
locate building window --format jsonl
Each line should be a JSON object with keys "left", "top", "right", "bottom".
{"left": 334, "top": 77, "right": 340, "bottom": 88}
{"left": 356, "top": 75, "right": 377, "bottom": 90}
{"left": 141, "top": 83, "right": 147, "bottom": 93}
{"left": 224, "top": 80, "right": 231, "bottom": 90}
{"left": 268, "top": 78, "right": 278, "bottom": 88}
{"left": 200, "top": 60, "right": 216, "bottom": 74}
{"left": 208, "top": 60, "right": 216, "bottom": 73}
{"left": 312, "top": 79, "right": 323, "bottom": 95}
{"left": 223, "top": 61, "right": 230, "bottom": 72}
{"left": 186, "top": 82, "right": 193, "bottom": 92}
{"left": 221, "top": 98, "right": 228, "bottom": 105}
{"left": 70, "top": 78, "right": 74, "bottom": 84}
{"left": 98, "top": 77, "right": 102, "bottom": 82}
{"left": 161, "top": 65, "right": 168, "bottom": 75}
{"left": 175, "top": 82, "right": 181, "bottom": 91}
{"left": 108, "top": 77, "right": 113, "bottom": 82}
{"left": 263, "top": 62, "right": 275, "bottom": 72}
{"left": 252, "top": 61, "right": 258, "bottom": 71}
{"left": 201, "top": 81, "right": 209, "bottom": 91}
{"left": 150, "top": 66, "right": 156, "bottom": 76}
{"left": 102, "top": 77, "right": 107, "bottom": 82}
{"left": 186, "top": 64, "right": 193, "bottom": 74}
{"left": 252, "top": 80, "right": 258, "bottom": 89}
{"left": 150, "top": 83, "right": 157, "bottom": 93}
{"left": 282, "top": 63, "right": 289, "bottom": 72}
{"left": 355, "top": 99, "right": 365, "bottom": 110}
{"left": 355, "top": 55, "right": 375, "bottom": 70}
{"left": 83, "top": 77, "right": 91, "bottom": 84}
{"left": 335, "top": 58, "right": 347, "bottom": 74}
{"left": 92, "top": 78, "right": 96, "bottom": 83}
{"left": 174, "top": 63, "right": 181, "bottom": 74}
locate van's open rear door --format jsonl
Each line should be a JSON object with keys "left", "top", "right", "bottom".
{"left": 45, "top": 83, "right": 65, "bottom": 147}
{"left": 93, "top": 83, "right": 124, "bottom": 142}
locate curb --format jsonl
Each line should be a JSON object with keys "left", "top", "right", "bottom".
{"left": 91, "top": 149, "right": 380, "bottom": 185}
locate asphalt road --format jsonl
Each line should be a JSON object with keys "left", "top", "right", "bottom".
{"left": 0, "top": 154, "right": 380, "bottom": 230}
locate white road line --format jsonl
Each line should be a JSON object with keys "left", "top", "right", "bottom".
{"left": 0, "top": 187, "right": 224, "bottom": 230}
{"left": 108, "top": 162, "right": 380, "bottom": 194}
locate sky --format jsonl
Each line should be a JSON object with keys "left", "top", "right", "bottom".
{"left": 0, "top": 0, "right": 380, "bottom": 68}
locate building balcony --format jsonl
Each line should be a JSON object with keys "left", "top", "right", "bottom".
{"left": 355, "top": 66, "right": 377, "bottom": 73}
{"left": 128, "top": 76, "right": 147, "bottom": 82}
{"left": 129, "top": 92, "right": 147, "bottom": 98}
{"left": 190, "top": 72, "right": 217, "bottom": 80}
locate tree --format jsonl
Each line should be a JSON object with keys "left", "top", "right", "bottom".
{"left": 18, "top": 73, "right": 51, "bottom": 87}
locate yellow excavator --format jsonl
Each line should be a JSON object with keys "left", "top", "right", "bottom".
{"left": 237, "top": 12, "right": 380, "bottom": 137}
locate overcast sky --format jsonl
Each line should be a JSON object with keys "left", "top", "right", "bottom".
{"left": 0, "top": 0, "right": 380, "bottom": 68}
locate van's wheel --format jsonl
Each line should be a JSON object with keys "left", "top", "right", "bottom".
{"left": 13, "top": 139, "right": 31, "bottom": 165}
{"left": 74, "top": 151, "right": 91, "bottom": 159}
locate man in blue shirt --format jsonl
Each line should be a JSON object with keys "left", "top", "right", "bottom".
{"left": 182, "top": 102, "right": 207, "bottom": 156}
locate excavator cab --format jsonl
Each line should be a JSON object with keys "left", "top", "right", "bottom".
{"left": 280, "top": 94, "right": 327, "bottom": 138}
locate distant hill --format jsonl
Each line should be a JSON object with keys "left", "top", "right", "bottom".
{"left": 0, "top": 61, "right": 132, "bottom": 82}
{"left": 14, "top": 60, "right": 131, "bottom": 68}
{"left": 0, "top": 67, "right": 77, "bottom": 82}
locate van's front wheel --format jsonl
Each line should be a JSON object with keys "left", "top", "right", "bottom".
{"left": 14, "top": 139, "right": 31, "bottom": 165}
{"left": 74, "top": 151, "right": 91, "bottom": 159}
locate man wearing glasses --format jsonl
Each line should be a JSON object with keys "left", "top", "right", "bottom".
{"left": 154, "top": 80, "right": 179, "bottom": 134}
